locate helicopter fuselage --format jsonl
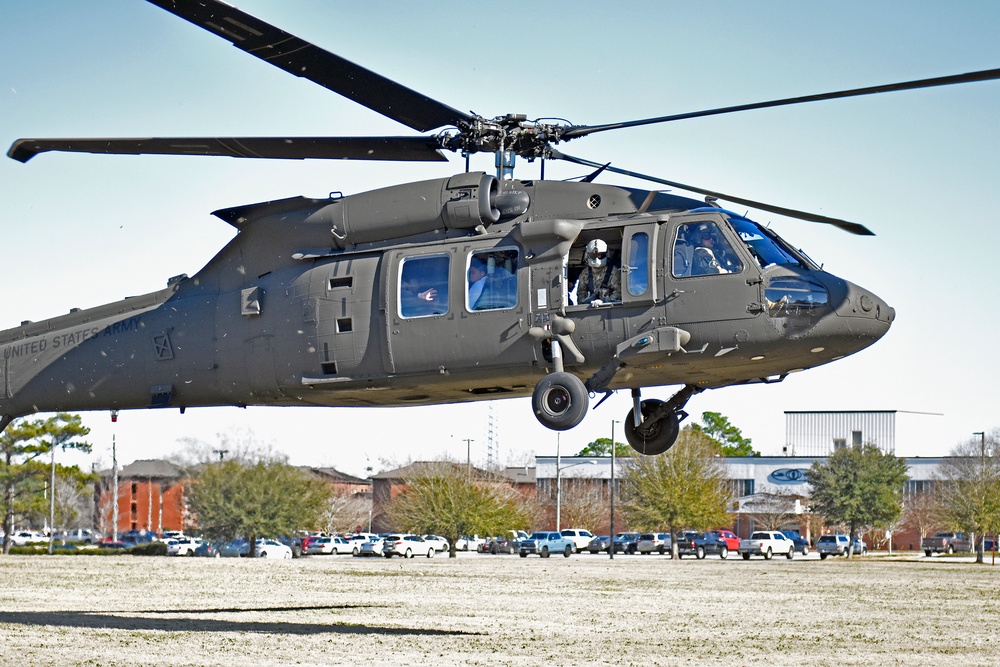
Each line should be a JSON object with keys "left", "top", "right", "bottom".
{"left": 0, "top": 173, "right": 893, "bottom": 432}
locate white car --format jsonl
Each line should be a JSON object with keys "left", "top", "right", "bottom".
{"left": 306, "top": 536, "right": 352, "bottom": 555}
{"left": 455, "top": 535, "right": 485, "bottom": 551}
{"left": 11, "top": 531, "right": 47, "bottom": 546}
{"left": 347, "top": 533, "right": 380, "bottom": 556}
{"left": 422, "top": 535, "right": 450, "bottom": 552}
{"left": 383, "top": 534, "right": 435, "bottom": 558}
{"left": 738, "top": 531, "right": 795, "bottom": 560}
{"left": 254, "top": 539, "right": 293, "bottom": 559}
{"left": 166, "top": 537, "right": 202, "bottom": 556}
{"left": 357, "top": 537, "right": 385, "bottom": 557}
{"left": 560, "top": 528, "right": 595, "bottom": 553}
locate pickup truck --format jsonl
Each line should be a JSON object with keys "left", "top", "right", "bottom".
{"left": 922, "top": 532, "right": 973, "bottom": 556}
{"left": 738, "top": 531, "right": 795, "bottom": 560}
{"left": 519, "top": 531, "right": 573, "bottom": 558}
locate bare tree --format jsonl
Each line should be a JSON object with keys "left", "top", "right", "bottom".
{"left": 321, "top": 493, "right": 371, "bottom": 534}
{"left": 557, "top": 481, "right": 607, "bottom": 532}
{"left": 938, "top": 430, "right": 1000, "bottom": 563}
{"left": 902, "top": 491, "right": 946, "bottom": 548}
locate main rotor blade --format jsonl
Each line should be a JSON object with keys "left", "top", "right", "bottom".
{"left": 550, "top": 151, "right": 874, "bottom": 236}
{"left": 146, "top": 0, "right": 471, "bottom": 133}
{"left": 8, "top": 136, "right": 448, "bottom": 163}
{"left": 562, "top": 67, "right": 1000, "bottom": 140}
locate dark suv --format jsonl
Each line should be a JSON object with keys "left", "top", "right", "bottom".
{"left": 611, "top": 532, "right": 640, "bottom": 554}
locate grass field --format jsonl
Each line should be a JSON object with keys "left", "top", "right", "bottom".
{"left": 1, "top": 552, "right": 998, "bottom": 665}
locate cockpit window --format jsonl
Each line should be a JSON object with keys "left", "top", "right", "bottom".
{"left": 728, "top": 217, "right": 807, "bottom": 269}
{"left": 673, "top": 222, "right": 743, "bottom": 277}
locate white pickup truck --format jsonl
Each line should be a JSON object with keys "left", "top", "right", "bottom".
{"left": 738, "top": 531, "right": 795, "bottom": 560}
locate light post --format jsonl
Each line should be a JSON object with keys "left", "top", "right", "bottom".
{"left": 366, "top": 465, "right": 374, "bottom": 533}
{"left": 973, "top": 431, "right": 988, "bottom": 562}
{"left": 609, "top": 420, "right": 620, "bottom": 560}
{"left": 463, "top": 438, "right": 475, "bottom": 478}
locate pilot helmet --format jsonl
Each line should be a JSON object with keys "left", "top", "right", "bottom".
{"left": 585, "top": 239, "right": 608, "bottom": 268}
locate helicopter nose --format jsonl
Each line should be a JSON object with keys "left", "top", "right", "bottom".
{"left": 830, "top": 279, "right": 894, "bottom": 345}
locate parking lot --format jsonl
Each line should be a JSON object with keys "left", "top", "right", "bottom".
{"left": 1, "top": 551, "right": 997, "bottom": 665}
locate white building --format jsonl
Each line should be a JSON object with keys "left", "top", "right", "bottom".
{"left": 784, "top": 410, "right": 945, "bottom": 457}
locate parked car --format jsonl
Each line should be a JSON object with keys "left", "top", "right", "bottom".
{"left": 816, "top": 534, "right": 850, "bottom": 559}
{"left": 480, "top": 535, "right": 515, "bottom": 554}
{"left": 194, "top": 541, "right": 221, "bottom": 558}
{"left": 697, "top": 531, "right": 734, "bottom": 559}
{"left": 219, "top": 539, "right": 249, "bottom": 558}
{"left": 585, "top": 535, "right": 611, "bottom": 554}
{"left": 254, "top": 539, "right": 293, "bottom": 559}
{"left": 712, "top": 529, "right": 740, "bottom": 552}
{"left": 346, "top": 533, "right": 379, "bottom": 555}
{"left": 455, "top": 535, "right": 485, "bottom": 551}
{"left": 10, "top": 531, "right": 47, "bottom": 546}
{"left": 422, "top": 535, "right": 450, "bottom": 553}
{"left": 53, "top": 528, "right": 101, "bottom": 545}
{"left": 383, "top": 534, "right": 435, "bottom": 558}
{"left": 637, "top": 532, "right": 671, "bottom": 555}
{"left": 738, "top": 531, "right": 795, "bottom": 560}
{"left": 611, "top": 532, "right": 641, "bottom": 554}
{"left": 674, "top": 530, "right": 703, "bottom": 558}
{"left": 306, "top": 536, "right": 352, "bottom": 555}
{"left": 519, "top": 531, "right": 573, "bottom": 558}
{"left": 357, "top": 537, "right": 385, "bottom": 557}
{"left": 852, "top": 535, "right": 868, "bottom": 555}
{"left": 560, "top": 528, "right": 596, "bottom": 553}
{"left": 166, "top": 537, "right": 202, "bottom": 556}
{"left": 922, "top": 532, "right": 972, "bottom": 556}
{"left": 781, "top": 530, "right": 810, "bottom": 555}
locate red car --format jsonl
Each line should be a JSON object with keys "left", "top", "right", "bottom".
{"left": 712, "top": 529, "right": 741, "bottom": 551}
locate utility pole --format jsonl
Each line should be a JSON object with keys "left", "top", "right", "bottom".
{"left": 112, "top": 434, "right": 119, "bottom": 542}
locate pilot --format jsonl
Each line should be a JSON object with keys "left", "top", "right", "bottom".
{"left": 691, "top": 225, "right": 735, "bottom": 275}
{"left": 575, "top": 239, "right": 621, "bottom": 306}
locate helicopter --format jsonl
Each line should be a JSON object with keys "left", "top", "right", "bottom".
{"left": 2, "top": 1, "right": 997, "bottom": 455}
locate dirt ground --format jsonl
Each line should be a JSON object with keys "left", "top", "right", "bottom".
{"left": 1, "top": 551, "right": 998, "bottom": 666}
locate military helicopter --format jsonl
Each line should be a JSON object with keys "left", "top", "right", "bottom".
{"left": 2, "top": 1, "right": 997, "bottom": 455}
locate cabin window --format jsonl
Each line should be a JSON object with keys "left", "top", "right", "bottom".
{"left": 626, "top": 232, "right": 649, "bottom": 296}
{"left": 399, "top": 254, "right": 449, "bottom": 318}
{"left": 467, "top": 248, "right": 518, "bottom": 311}
{"left": 672, "top": 222, "right": 743, "bottom": 277}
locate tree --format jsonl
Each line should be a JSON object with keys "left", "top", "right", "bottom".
{"left": 807, "top": 444, "right": 909, "bottom": 556}
{"left": 690, "top": 411, "right": 759, "bottom": 457}
{"left": 618, "top": 429, "right": 732, "bottom": 559}
{"left": 0, "top": 414, "right": 91, "bottom": 554}
{"left": 576, "top": 437, "right": 629, "bottom": 457}
{"left": 187, "top": 457, "right": 332, "bottom": 556}
{"left": 902, "top": 490, "right": 946, "bottom": 547}
{"left": 385, "top": 460, "right": 532, "bottom": 558}
{"left": 938, "top": 431, "right": 1000, "bottom": 564}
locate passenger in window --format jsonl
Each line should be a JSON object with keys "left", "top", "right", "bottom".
{"left": 467, "top": 258, "right": 488, "bottom": 309}
{"left": 575, "top": 239, "right": 621, "bottom": 306}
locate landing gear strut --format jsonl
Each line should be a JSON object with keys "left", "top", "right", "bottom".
{"left": 531, "top": 336, "right": 589, "bottom": 431}
{"left": 623, "top": 385, "right": 702, "bottom": 455}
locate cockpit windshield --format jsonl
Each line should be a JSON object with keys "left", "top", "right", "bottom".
{"left": 728, "top": 217, "right": 812, "bottom": 270}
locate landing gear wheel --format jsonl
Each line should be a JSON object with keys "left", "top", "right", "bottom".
{"left": 624, "top": 399, "right": 681, "bottom": 455}
{"left": 532, "top": 372, "right": 588, "bottom": 431}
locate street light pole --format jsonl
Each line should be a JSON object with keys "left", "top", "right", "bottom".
{"left": 973, "top": 431, "right": 987, "bottom": 563}
{"left": 609, "top": 420, "right": 619, "bottom": 560}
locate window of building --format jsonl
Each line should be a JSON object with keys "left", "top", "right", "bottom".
{"left": 833, "top": 438, "right": 846, "bottom": 451}
{"left": 399, "top": 254, "right": 449, "bottom": 318}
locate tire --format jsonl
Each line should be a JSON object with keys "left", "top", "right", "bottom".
{"left": 802, "top": 546, "right": 809, "bottom": 556}
{"left": 384, "top": 552, "right": 392, "bottom": 559}
{"left": 564, "top": 546, "right": 572, "bottom": 558}
{"left": 925, "top": 550, "right": 932, "bottom": 557}
{"left": 820, "top": 553, "right": 828, "bottom": 560}
{"left": 405, "top": 548, "right": 413, "bottom": 559}
{"left": 531, "top": 372, "right": 589, "bottom": 431}
{"left": 763, "top": 547, "right": 772, "bottom": 560}
{"left": 946, "top": 545, "right": 954, "bottom": 555}
{"left": 658, "top": 546, "right": 665, "bottom": 555}
{"left": 353, "top": 547, "right": 359, "bottom": 556}
{"left": 426, "top": 548, "right": 434, "bottom": 558}
{"left": 541, "top": 546, "right": 550, "bottom": 558}
{"left": 720, "top": 546, "right": 728, "bottom": 560}
{"left": 786, "top": 548, "right": 794, "bottom": 560}
{"left": 624, "top": 399, "right": 681, "bottom": 456}
{"left": 696, "top": 546, "right": 705, "bottom": 560}
{"left": 742, "top": 553, "right": 750, "bottom": 560}
{"left": 520, "top": 552, "right": 527, "bottom": 558}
